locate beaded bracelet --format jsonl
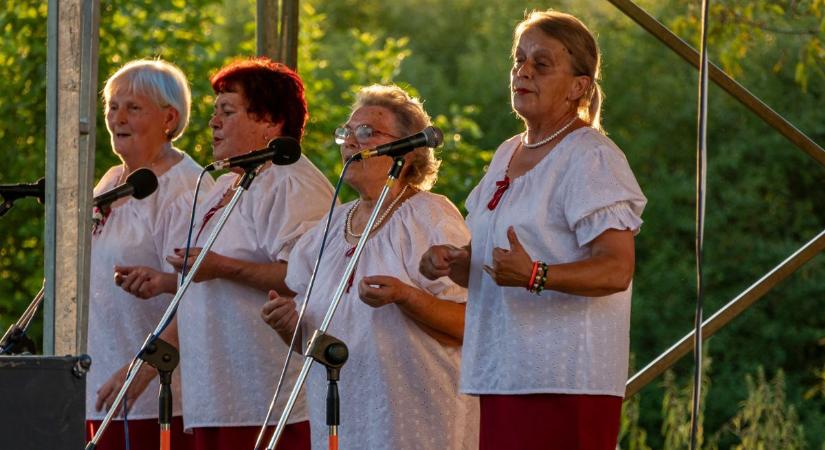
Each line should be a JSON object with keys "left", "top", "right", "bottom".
{"left": 528, "top": 261, "right": 548, "bottom": 294}
{"left": 534, "top": 262, "right": 548, "bottom": 294}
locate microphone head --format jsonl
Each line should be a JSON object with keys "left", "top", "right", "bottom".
{"left": 126, "top": 168, "right": 159, "bottom": 200}
{"left": 268, "top": 137, "right": 302, "bottom": 166}
{"left": 423, "top": 126, "right": 444, "bottom": 148}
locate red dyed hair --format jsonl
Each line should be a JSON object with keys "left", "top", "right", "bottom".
{"left": 210, "top": 57, "right": 308, "bottom": 140}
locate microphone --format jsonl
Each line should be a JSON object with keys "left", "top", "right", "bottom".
{"left": 93, "top": 167, "right": 158, "bottom": 208}
{"left": 351, "top": 126, "right": 443, "bottom": 161}
{"left": 205, "top": 137, "right": 302, "bottom": 171}
{"left": 0, "top": 178, "right": 45, "bottom": 203}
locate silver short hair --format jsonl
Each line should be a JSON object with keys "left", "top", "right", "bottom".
{"left": 103, "top": 59, "right": 191, "bottom": 141}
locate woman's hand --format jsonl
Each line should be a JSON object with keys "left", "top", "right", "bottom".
{"left": 114, "top": 266, "right": 177, "bottom": 298}
{"left": 483, "top": 226, "right": 534, "bottom": 288}
{"left": 165, "top": 247, "right": 225, "bottom": 282}
{"left": 358, "top": 275, "right": 415, "bottom": 308}
{"left": 95, "top": 362, "right": 156, "bottom": 416}
{"left": 419, "top": 244, "right": 471, "bottom": 287}
{"left": 261, "top": 290, "right": 299, "bottom": 339}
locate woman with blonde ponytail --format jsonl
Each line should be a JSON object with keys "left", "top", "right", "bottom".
{"left": 420, "top": 10, "right": 647, "bottom": 450}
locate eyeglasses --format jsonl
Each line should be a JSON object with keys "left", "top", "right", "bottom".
{"left": 334, "top": 124, "right": 399, "bottom": 145}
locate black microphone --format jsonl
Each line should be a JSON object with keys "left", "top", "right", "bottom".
{"left": 93, "top": 167, "right": 158, "bottom": 208}
{"left": 0, "top": 178, "right": 45, "bottom": 203}
{"left": 205, "top": 137, "right": 302, "bottom": 171}
{"left": 351, "top": 126, "right": 443, "bottom": 161}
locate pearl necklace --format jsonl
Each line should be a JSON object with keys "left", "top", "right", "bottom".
{"left": 345, "top": 185, "right": 409, "bottom": 238}
{"left": 521, "top": 117, "right": 578, "bottom": 149}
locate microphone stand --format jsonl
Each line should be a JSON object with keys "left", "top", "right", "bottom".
{"left": 264, "top": 157, "right": 406, "bottom": 450}
{"left": 0, "top": 283, "right": 44, "bottom": 354}
{"left": 86, "top": 167, "right": 260, "bottom": 450}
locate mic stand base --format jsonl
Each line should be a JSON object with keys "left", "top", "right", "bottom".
{"left": 0, "top": 327, "right": 36, "bottom": 355}
{"left": 1, "top": 284, "right": 44, "bottom": 355}
{"left": 304, "top": 330, "right": 348, "bottom": 450}
{"left": 139, "top": 337, "right": 179, "bottom": 450}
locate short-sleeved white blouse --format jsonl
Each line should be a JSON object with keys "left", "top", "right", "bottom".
{"left": 176, "top": 156, "right": 334, "bottom": 429}
{"left": 86, "top": 153, "right": 211, "bottom": 420}
{"left": 460, "top": 128, "right": 647, "bottom": 397}
{"left": 285, "top": 191, "right": 479, "bottom": 450}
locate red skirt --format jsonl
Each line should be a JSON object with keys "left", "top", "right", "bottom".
{"left": 86, "top": 417, "right": 191, "bottom": 450}
{"left": 189, "top": 421, "right": 311, "bottom": 450}
{"left": 86, "top": 419, "right": 310, "bottom": 450}
{"left": 479, "top": 393, "right": 622, "bottom": 450}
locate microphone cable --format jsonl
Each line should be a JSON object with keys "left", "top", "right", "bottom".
{"left": 253, "top": 157, "right": 355, "bottom": 450}
{"left": 112, "top": 167, "right": 212, "bottom": 450}
{"left": 690, "top": 0, "right": 711, "bottom": 448}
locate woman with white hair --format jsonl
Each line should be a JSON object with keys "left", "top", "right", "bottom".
{"left": 261, "top": 84, "right": 479, "bottom": 450}
{"left": 86, "top": 58, "right": 213, "bottom": 449}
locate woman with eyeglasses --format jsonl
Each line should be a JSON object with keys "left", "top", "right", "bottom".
{"left": 114, "top": 57, "right": 332, "bottom": 450}
{"left": 261, "top": 84, "right": 478, "bottom": 450}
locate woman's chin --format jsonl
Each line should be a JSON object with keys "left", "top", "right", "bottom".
{"left": 511, "top": 100, "right": 535, "bottom": 118}
{"left": 111, "top": 145, "right": 135, "bottom": 160}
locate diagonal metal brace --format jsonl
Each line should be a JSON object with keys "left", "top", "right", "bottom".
{"left": 626, "top": 229, "right": 825, "bottom": 398}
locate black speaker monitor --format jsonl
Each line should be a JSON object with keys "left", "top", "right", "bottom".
{"left": 0, "top": 355, "right": 89, "bottom": 450}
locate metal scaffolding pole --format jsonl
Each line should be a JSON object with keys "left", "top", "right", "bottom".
{"left": 626, "top": 230, "right": 825, "bottom": 398}
{"left": 43, "top": 0, "right": 98, "bottom": 355}
{"left": 606, "top": 0, "right": 825, "bottom": 167}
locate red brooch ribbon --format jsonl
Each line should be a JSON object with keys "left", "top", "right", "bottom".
{"left": 487, "top": 175, "right": 510, "bottom": 210}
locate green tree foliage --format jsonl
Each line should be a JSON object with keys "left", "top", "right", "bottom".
{"left": 0, "top": 1, "right": 823, "bottom": 447}
{"left": 659, "top": 353, "right": 711, "bottom": 449}
{"left": 0, "top": 1, "right": 49, "bottom": 342}
{"left": 707, "top": 367, "right": 806, "bottom": 450}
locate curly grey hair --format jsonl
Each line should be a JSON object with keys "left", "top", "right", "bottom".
{"left": 353, "top": 84, "right": 441, "bottom": 191}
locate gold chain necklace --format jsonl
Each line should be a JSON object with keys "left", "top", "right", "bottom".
{"left": 345, "top": 185, "right": 409, "bottom": 238}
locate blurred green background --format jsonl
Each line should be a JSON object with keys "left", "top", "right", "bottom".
{"left": 0, "top": 1, "right": 823, "bottom": 447}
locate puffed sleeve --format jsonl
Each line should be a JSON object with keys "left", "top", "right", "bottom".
{"left": 253, "top": 165, "right": 333, "bottom": 262}
{"left": 398, "top": 195, "right": 470, "bottom": 304}
{"left": 562, "top": 139, "right": 647, "bottom": 247}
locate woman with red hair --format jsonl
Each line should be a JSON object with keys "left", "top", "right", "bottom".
{"left": 115, "top": 57, "right": 332, "bottom": 449}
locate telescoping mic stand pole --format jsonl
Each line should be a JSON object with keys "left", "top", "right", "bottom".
{"left": 304, "top": 332, "right": 348, "bottom": 450}
{"left": 86, "top": 168, "right": 260, "bottom": 450}
{"left": 265, "top": 158, "right": 406, "bottom": 450}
